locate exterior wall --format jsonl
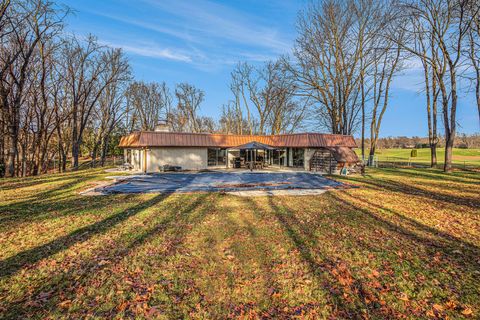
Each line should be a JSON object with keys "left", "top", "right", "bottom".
{"left": 304, "top": 148, "right": 316, "bottom": 171}
{"left": 288, "top": 148, "right": 294, "bottom": 167}
{"left": 227, "top": 150, "right": 237, "bottom": 168}
{"left": 124, "top": 146, "right": 356, "bottom": 174}
{"left": 130, "top": 149, "right": 142, "bottom": 170}
{"left": 147, "top": 147, "right": 207, "bottom": 172}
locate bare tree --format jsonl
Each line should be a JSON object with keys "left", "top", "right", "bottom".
{"left": 466, "top": 2, "right": 480, "bottom": 124}
{"left": 172, "top": 82, "right": 204, "bottom": 133}
{"left": 291, "top": 0, "right": 363, "bottom": 135}
{"left": 125, "top": 81, "right": 170, "bottom": 132}
{"left": 62, "top": 37, "right": 129, "bottom": 170}
{"left": 90, "top": 48, "right": 130, "bottom": 167}
{"left": 0, "top": 0, "right": 65, "bottom": 177}
{"left": 353, "top": 0, "right": 392, "bottom": 159}
{"left": 27, "top": 30, "right": 64, "bottom": 174}
{"left": 230, "top": 63, "right": 251, "bottom": 134}
{"left": 368, "top": 44, "right": 403, "bottom": 163}
{"left": 414, "top": 18, "right": 440, "bottom": 167}
{"left": 230, "top": 60, "right": 305, "bottom": 135}
{"left": 395, "top": 0, "right": 478, "bottom": 171}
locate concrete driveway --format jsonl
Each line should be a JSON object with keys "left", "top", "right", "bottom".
{"left": 95, "top": 171, "right": 349, "bottom": 195}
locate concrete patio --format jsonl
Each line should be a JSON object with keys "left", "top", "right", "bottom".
{"left": 89, "top": 171, "right": 351, "bottom": 196}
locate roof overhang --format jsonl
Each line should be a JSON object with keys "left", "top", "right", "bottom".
{"left": 118, "top": 132, "right": 357, "bottom": 149}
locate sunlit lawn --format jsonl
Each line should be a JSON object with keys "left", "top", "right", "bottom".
{"left": 0, "top": 167, "right": 479, "bottom": 319}
{"left": 356, "top": 148, "right": 480, "bottom": 167}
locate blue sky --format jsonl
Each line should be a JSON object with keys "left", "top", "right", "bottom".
{"left": 59, "top": 0, "right": 479, "bottom": 137}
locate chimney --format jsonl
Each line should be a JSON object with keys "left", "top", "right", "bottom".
{"left": 154, "top": 120, "right": 170, "bottom": 132}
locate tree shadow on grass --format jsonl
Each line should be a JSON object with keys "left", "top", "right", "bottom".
{"left": 0, "top": 194, "right": 123, "bottom": 228}
{"left": 226, "top": 196, "right": 333, "bottom": 318}
{"left": 221, "top": 197, "right": 282, "bottom": 315}
{"left": 0, "top": 174, "right": 101, "bottom": 215}
{"left": 379, "top": 168, "right": 480, "bottom": 184}
{"left": 267, "top": 193, "right": 480, "bottom": 318}
{"left": 0, "top": 193, "right": 171, "bottom": 278}
{"left": 0, "top": 170, "right": 103, "bottom": 191}
{"left": 348, "top": 175, "right": 480, "bottom": 209}
{"left": 329, "top": 192, "right": 480, "bottom": 274}
{"left": 266, "top": 196, "right": 379, "bottom": 319}
{"left": 1, "top": 193, "right": 212, "bottom": 319}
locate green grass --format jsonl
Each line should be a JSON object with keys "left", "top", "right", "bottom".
{"left": 356, "top": 148, "right": 480, "bottom": 166}
{"left": 0, "top": 168, "right": 479, "bottom": 319}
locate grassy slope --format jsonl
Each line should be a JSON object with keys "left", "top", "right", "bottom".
{"left": 0, "top": 168, "right": 479, "bottom": 319}
{"left": 356, "top": 148, "right": 480, "bottom": 166}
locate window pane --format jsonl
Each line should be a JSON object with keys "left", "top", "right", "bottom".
{"left": 292, "top": 148, "right": 304, "bottom": 167}
{"left": 207, "top": 149, "right": 217, "bottom": 166}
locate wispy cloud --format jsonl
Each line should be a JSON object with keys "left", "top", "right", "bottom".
{"left": 99, "top": 40, "right": 192, "bottom": 62}
{"left": 90, "top": 11, "right": 197, "bottom": 44}
{"left": 85, "top": 0, "right": 292, "bottom": 67}
{"left": 140, "top": 0, "right": 292, "bottom": 53}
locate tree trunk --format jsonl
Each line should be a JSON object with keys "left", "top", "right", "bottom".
{"left": 444, "top": 69, "right": 457, "bottom": 173}
{"left": 21, "top": 140, "right": 27, "bottom": 177}
{"left": 72, "top": 141, "right": 79, "bottom": 170}
{"left": 91, "top": 142, "right": 100, "bottom": 168}
{"left": 61, "top": 150, "right": 67, "bottom": 172}
{"left": 6, "top": 124, "right": 18, "bottom": 177}
{"left": 361, "top": 105, "right": 365, "bottom": 161}
{"left": 368, "top": 144, "right": 376, "bottom": 166}
{"left": 100, "top": 135, "right": 109, "bottom": 167}
{"left": 444, "top": 133, "right": 454, "bottom": 172}
{"left": 430, "top": 144, "right": 437, "bottom": 167}
{"left": 476, "top": 72, "right": 480, "bottom": 126}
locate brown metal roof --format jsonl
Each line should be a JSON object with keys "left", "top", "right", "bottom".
{"left": 119, "top": 132, "right": 357, "bottom": 148}
{"left": 328, "top": 147, "right": 360, "bottom": 163}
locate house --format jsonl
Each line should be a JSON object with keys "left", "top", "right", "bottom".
{"left": 118, "top": 125, "right": 359, "bottom": 174}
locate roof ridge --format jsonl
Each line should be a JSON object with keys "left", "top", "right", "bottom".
{"left": 135, "top": 131, "right": 353, "bottom": 137}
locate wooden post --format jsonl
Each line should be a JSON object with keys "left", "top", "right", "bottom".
{"left": 143, "top": 148, "right": 147, "bottom": 174}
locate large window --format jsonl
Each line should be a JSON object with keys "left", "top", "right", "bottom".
{"left": 272, "top": 149, "right": 286, "bottom": 166}
{"left": 208, "top": 148, "right": 226, "bottom": 166}
{"left": 292, "top": 148, "right": 304, "bottom": 167}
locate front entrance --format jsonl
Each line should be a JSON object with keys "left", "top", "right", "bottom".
{"left": 228, "top": 148, "right": 288, "bottom": 169}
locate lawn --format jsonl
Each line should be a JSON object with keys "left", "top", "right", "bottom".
{"left": 0, "top": 168, "right": 479, "bottom": 319}
{"left": 356, "top": 148, "right": 480, "bottom": 167}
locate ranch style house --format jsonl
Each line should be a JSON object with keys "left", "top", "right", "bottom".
{"left": 119, "top": 124, "right": 359, "bottom": 174}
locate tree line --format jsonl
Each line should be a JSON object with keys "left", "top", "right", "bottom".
{"left": 215, "top": 0, "right": 479, "bottom": 172}
{"left": 1, "top": 0, "right": 479, "bottom": 177}
{"left": 0, "top": 0, "right": 215, "bottom": 177}
{"left": 359, "top": 133, "right": 480, "bottom": 150}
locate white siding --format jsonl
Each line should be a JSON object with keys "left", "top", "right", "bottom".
{"left": 304, "top": 148, "right": 317, "bottom": 171}
{"left": 130, "top": 149, "right": 142, "bottom": 170}
{"left": 147, "top": 147, "right": 207, "bottom": 172}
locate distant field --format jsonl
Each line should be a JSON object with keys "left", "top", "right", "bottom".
{"left": 356, "top": 148, "right": 480, "bottom": 167}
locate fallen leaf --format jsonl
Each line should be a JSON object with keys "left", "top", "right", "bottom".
{"left": 399, "top": 293, "right": 409, "bottom": 301}
{"left": 98, "top": 260, "right": 109, "bottom": 266}
{"left": 444, "top": 300, "right": 457, "bottom": 310}
{"left": 461, "top": 308, "right": 473, "bottom": 317}
{"left": 58, "top": 299, "right": 72, "bottom": 308}
{"left": 432, "top": 304, "right": 444, "bottom": 312}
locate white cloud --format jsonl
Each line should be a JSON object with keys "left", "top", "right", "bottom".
{"left": 99, "top": 40, "right": 192, "bottom": 62}
{"left": 135, "top": 0, "right": 292, "bottom": 53}
{"left": 83, "top": 0, "right": 294, "bottom": 69}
